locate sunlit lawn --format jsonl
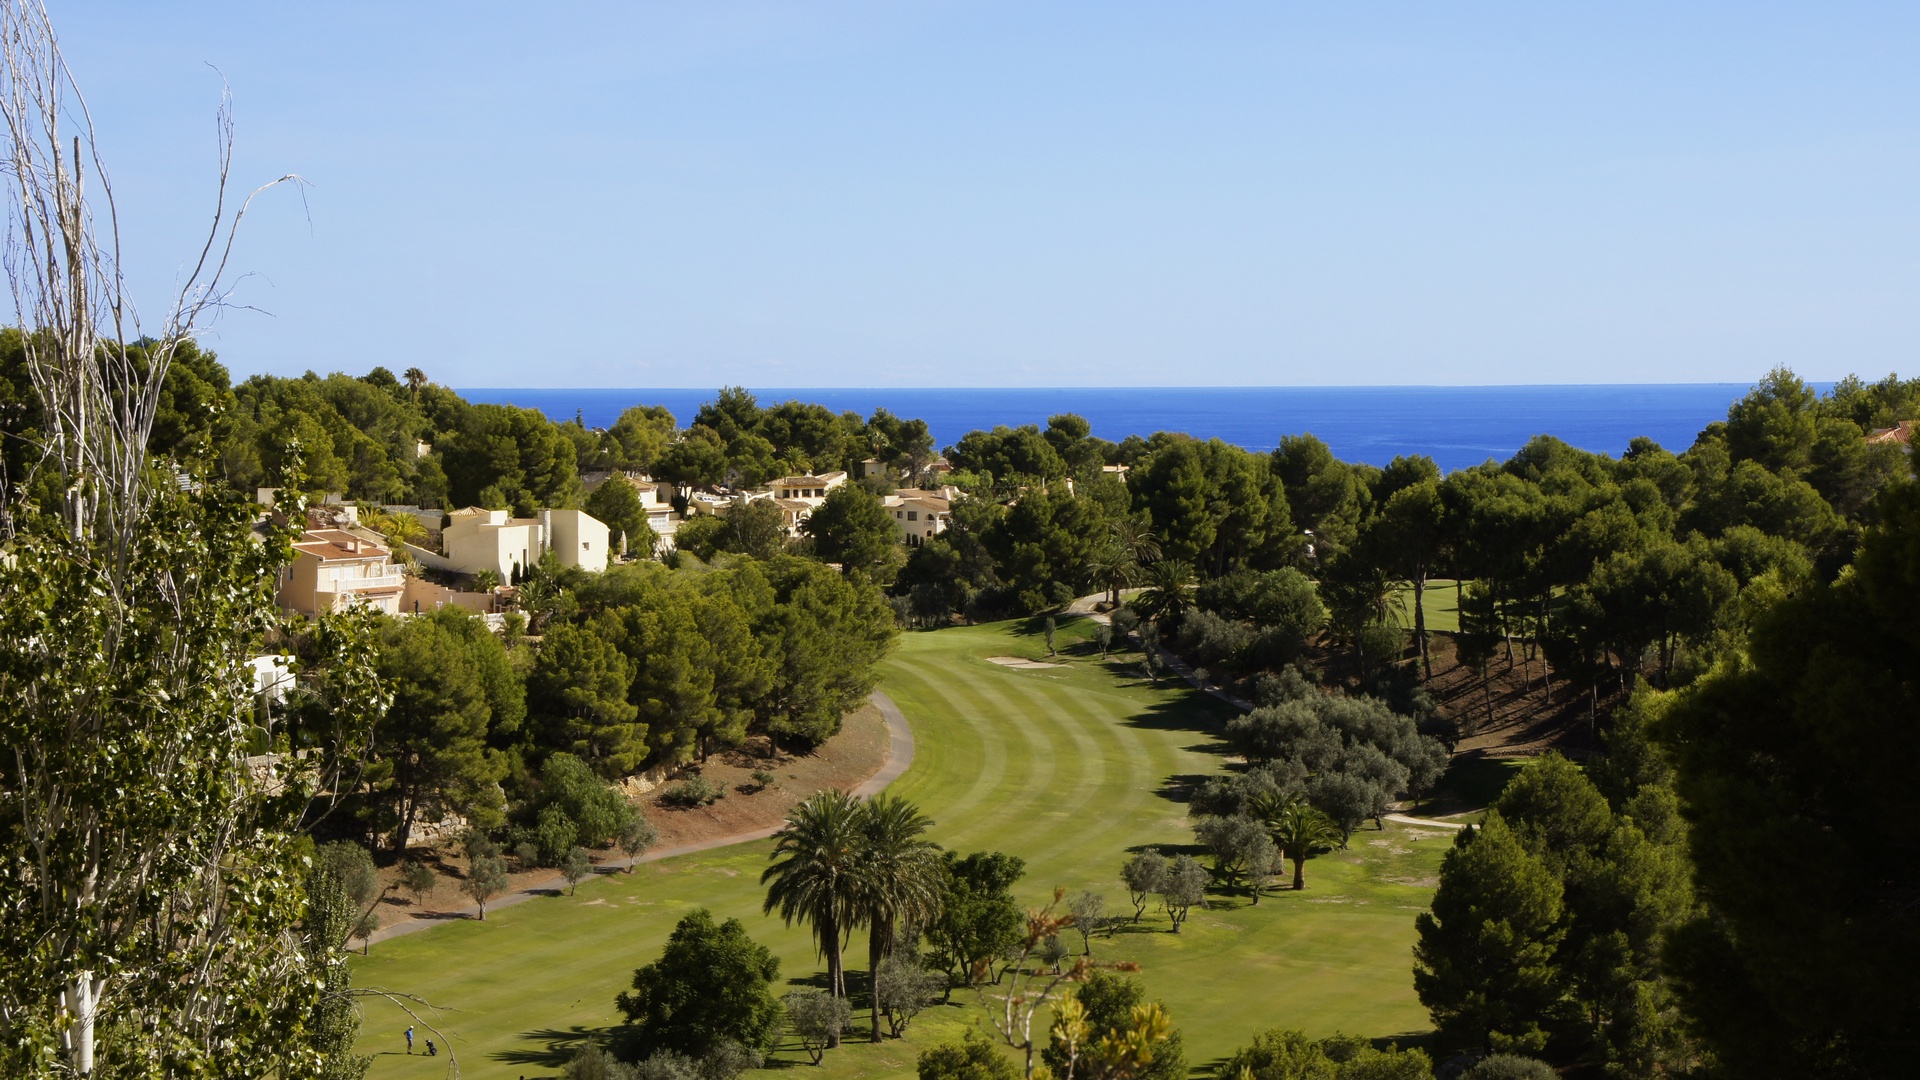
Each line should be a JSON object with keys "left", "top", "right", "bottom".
{"left": 353, "top": 617, "right": 1451, "bottom": 1079}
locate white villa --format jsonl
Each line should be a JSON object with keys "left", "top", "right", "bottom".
{"left": 882, "top": 486, "right": 958, "bottom": 547}
{"left": 435, "top": 506, "right": 612, "bottom": 579}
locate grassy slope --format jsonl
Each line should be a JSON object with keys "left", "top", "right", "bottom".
{"left": 1389, "top": 579, "right": 1462, "bottom": 634}
{"left": 353, "top": 617, "right": 1450, "bottom": 1079}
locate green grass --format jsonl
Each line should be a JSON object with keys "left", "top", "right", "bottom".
{"left": 352, "top": 617, "right": 1451, "bottom": 1078}
{"left": 1388, "top": 579, "right": 1463, "bottom": 634}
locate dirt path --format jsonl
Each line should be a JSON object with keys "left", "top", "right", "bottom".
{"left": 365, "top": 689, "right": 914, "bottom": 946}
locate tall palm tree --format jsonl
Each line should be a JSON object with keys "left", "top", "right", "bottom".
{"left": 403, "top": 366, "right": 427, "bottom": 396}
{"left": 1086, "top": 543, "right": 1139, "bottom": 606}
{"left": 854, "top": 794, "right": 944, "bottom": 1042}
{"left": 1249, "top": 793, "right": 1342, "bottom": 891}
{"left": 763, "top": 790, "right": 868, "bottom": 1046}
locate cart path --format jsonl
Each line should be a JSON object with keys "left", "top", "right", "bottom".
{"left": 365, "top": 689, "right": 914, "bottom": 946}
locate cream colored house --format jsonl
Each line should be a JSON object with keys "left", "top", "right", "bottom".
{"left": 443, "top": 508, "right": 544, "bottom": 580}
{"left": 882, "top": 487, "right": 957, "bottom": 547}
{"left": 278, "top": 529, "right": 405, "bottom": 616}
{"left": 546, "top": 508, "right": 610, "bottom": 571}
{"left": 769, "top": 471, "right": 847, "bottom": 505}
{"left": 439, "top": 506, "right": 612, "bottom": 578}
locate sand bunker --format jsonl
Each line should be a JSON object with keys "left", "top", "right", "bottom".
{"left": 986, "top": 656, "right": 1064, "bottom": 670}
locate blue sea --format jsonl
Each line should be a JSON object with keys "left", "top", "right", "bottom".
{"left": 457, "top": 385, "right": 1783, "bottom": 475}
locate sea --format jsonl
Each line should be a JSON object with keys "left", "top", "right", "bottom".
{"left": 456, "top": 385, "right": 1789, "bottom": 475}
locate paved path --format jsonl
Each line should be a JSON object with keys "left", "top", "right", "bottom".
{"left": 1384, "top": 812, "right": 1469, "bottom": 830}
{"left": 366, "top": 689, "right": 914, "bottom": 946}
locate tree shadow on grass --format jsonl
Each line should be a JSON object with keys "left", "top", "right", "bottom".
{"left": 493, "top": 1024, "right": 614, "bottom": 1068}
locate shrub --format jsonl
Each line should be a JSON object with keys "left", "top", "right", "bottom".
{"left": 1108, "top": 606, "right": 1139, "bottom": 641}
{"left": 538, "top": 752, "right": 636, "bottom": 847}
{"left": 567, "top": 1043, "right": 638, "bottom": 1080}
{"left": 918, "top": 1034, "right": 1020, "bottom": 1080}
{"left": 633, "top": 1051, "right": 699, "bottom": 1080}
{"left": 661, "top": 776, "right": 723, "bottom": 808}
{"left": 1463, "top": 1055, "right": 1555, "bottom": 1080}
{"left": 513, "top": 839, "right": 541, "bottom": 868}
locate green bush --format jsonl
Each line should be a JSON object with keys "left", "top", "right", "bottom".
{"left": 661, "top": 776, "right": 722, "bottom": 808}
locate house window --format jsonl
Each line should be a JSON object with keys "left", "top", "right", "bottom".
{"left": 907, "top": 511, "right": 918, "bottom": 521}
{"left": 583, "top": 542, "right": 590, "bottom": 550}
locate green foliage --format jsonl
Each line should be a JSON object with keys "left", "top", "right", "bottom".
{"left": 661, "top": 776, "right": 723, "bottom": 807}
{"left": 439, "top": 401, "right": 583, "bottom": 514}
{"left": 918, "top": 1034, "right": 1021, "bottom": 1080}
{"left": 1458, "top": 1055, "right": 1553, "bottom": 1080}
{"left": 530, "top": 622, "right": 646, "bottom": 775}
{"left": 562, "top": 845, "right": 594, "bottom": 894}
{"left": 305, "top": 862, "right": 375, "bottom": 1080}
{"left": 1219, "top": 1028, "right": 1432, "bottom": 1080}
{"left": 462, "top": 853, "right": 510, "bottom": 918}
{"left": 1657, "top": 481, "right": 1920, "bottom": 1078}
{"left": 804, "top": 483, "right": 906, "bottom": 582}
{"left": 784, "top": 988, "right": 852, "bottom": 1064}
{"left": 587, "top": 475, "right": 656, "bottom": 557}
{"left": 0, "top": 478, "right": 389, "bottom": 1074}
{"left": 761, "top": 790, "right": 867, "bottom": 1005}
{"left": 616, "top": 908, "right": 783, "bottom": 1057}
{"left": 1414, "top": 815, "right": 1564, "bottom": 1054}
{"left": 874, "top": 953, "right": 947, "bottom": 1037}
{"left": 929, "top": 850, "right": 1027, "bottom": 984}
{"left": 1042, "top": 971, "right": 1189, "bottom": 1080}
{"left": 370, "top": 613, "right": 512, "bottom": 851}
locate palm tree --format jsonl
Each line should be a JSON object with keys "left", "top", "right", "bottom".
{"left": 403, "top": 367, "right": 427, "bottom": 396}
{"left": 1086, "top": 543, "right": 1138, "bottom": 607}
{"left": 1250, "top": 793, "right": 1342, "bottom": 890}
{"left": 763, "top": 790, "right": 867, "bottom": 1047}
{"left": 1112, "top": 516, "right": 1162, "bottom": 567}
{"left": 1132, "top": 559, "right": 1195, "bottom": 622}
{"left": 853, "top": 794, "right": 944, "bottom": 1042}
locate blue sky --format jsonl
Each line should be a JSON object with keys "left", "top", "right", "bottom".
{"left": 50, "top": 2, "right": 1920, "bottom": 387}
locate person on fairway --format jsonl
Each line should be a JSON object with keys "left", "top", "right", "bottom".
{"left": 406, "top": 1026, "right": 414, "bottom": 1053}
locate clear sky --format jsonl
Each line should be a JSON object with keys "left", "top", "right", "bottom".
{"left": 47, "top": 2, "right": 1920, "bottom": 387}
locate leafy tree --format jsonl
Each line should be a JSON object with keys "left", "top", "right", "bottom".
{"left": 372, "top": 614, "right": 508, "bottom": 853}
{"left": 785, "top": 989, "right": 852, "bottom": 1064}
{"left": 1159, "top": 854, "right": 1209, "bottom": 932}
{"left": 534, "top": 751, "right": 641, "bottom": 848}
{"left": 1656, "top": 482, "right": 1920, "bottom": 1078}
{"left": 616, "top": 908, "right": 783, "bottom": 1057}
{"left": 1414, "top": 815, "right": 1565, "bottom": 1054}
{"left": 761, "top": 790, "right": 867, "bottom": 1022}
{"left": 1216, "top": 1029, "right": 1335, "bottom": 1080}
{"left": 1120, "top": 851, "right": 1169, "bottom": 922}
{"left": 305, "top": 860, "right": 375, "bottom": 1080}
{"left": 602, "top": 404, "right": 678, "bottom": 472}
{"left": 587, "top": 474, "right": 656, "bottom": 557}
{"left": 930, "top": 850, "right": 1027, "bottom": 984}
{"left": 619, "top": 812, "right": 661, "bottom": 870}
{"left": 316, "top": 841, "right": 381, "bottom": 913}
{"left": 463, "top": 853, "right": 511, "bottom": 919}
{"left": 805, "top": 484, "right": 906, "bottom": 582}
{"left": 530, "top": 622, "right": 647, "bottom": 775}
{"left": 1068, "top": 890, "right": 1106, "bottom": 953}
{"left": 874, "top": 953, "right": 947, "bottom": 1037}
{"left": 440, "top": 401, "right": 583, "bottom": 513}
{"left": 401, "top": 861, "right": 437, "bottom": 907}
{"left": 562, "top": 846, "right": 594, "bottom": 894}
{"left": 918, "top": 1034, "right": 1021, "bottom": 1080}
{"left": 1192, "top": 814, "right": 1272, "bottom": 896}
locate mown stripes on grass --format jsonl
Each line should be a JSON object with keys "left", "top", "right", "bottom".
{"left": 352, "top": 619, "right": 1448, "bottom": 1080}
